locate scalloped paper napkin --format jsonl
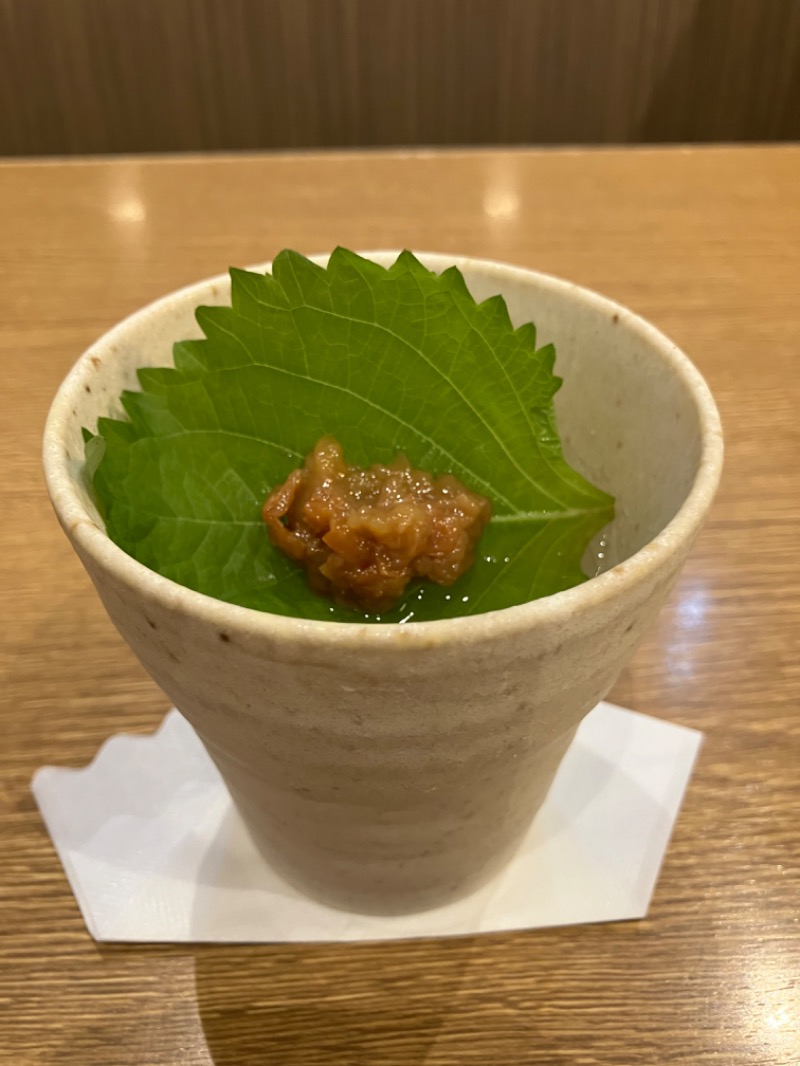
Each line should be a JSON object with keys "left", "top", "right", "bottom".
{"left": 31, "top": 702, "right": 701, "bottom": 943}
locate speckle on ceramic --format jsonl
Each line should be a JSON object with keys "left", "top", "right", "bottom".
{"left": 42, "top": 253, "right": 723, "bottom": 914}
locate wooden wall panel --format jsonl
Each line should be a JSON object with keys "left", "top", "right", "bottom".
{"left": 0, "top": 0, "right": 798, "bottom": 156}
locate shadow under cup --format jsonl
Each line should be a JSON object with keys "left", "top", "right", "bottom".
{"left": 43, "top": 253, "right": 722, "bottom": 915}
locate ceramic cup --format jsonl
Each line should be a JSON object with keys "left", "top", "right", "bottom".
{"left": 43, "top": 253, "right": 723, "bottom": 914}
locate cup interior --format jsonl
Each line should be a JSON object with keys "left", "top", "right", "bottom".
{"left": 45, "top": 252, "right": 721, "bottom": 621}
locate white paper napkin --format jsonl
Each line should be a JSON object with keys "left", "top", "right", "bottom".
{"left": 31, "top": 702, "right": 701, "bottom": 943}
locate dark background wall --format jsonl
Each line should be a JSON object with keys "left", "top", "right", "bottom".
{"left": 1, "top": 0, "right": 798, "bottom": 156}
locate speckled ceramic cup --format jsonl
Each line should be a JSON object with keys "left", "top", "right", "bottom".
{"left": 43, "top": 253, "right": 722, "bottom": 914}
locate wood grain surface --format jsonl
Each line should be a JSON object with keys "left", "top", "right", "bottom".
{"left": 1, "top": 146, "right": 798, "bottom": 1065}
{"left": 1, "top": 0, "right": 799, "bottom": 156}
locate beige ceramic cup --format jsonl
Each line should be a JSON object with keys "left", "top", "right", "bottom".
{"left": 43, "top": 253, "right": 723, "bottom": 914}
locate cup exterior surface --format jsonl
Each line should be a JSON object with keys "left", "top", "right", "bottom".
{"left": 44, "top": 253, "right": 723, "bottom": 913}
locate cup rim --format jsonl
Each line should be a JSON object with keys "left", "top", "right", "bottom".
{"left": 43, "top": 251, "right": 723, "bottom": 651}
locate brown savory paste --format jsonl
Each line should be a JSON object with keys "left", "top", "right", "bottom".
{"left": 263, "top": 437, "right": 491, "bottom": 613}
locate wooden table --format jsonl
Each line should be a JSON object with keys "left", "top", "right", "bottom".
{"left": 2, "top": 146, "right": 798, "bottom": 1065}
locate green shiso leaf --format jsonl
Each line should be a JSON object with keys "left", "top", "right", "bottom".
{"left": 87, "top": 248, "right": 614, "bottom": 622}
